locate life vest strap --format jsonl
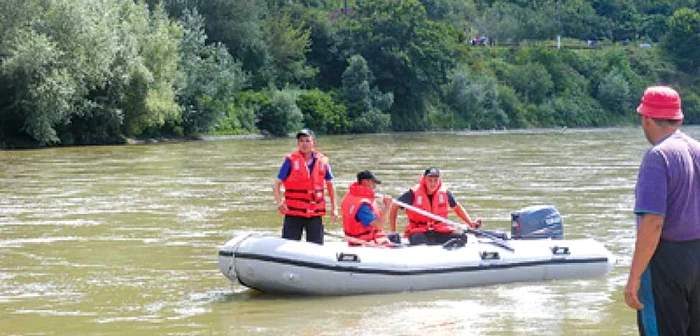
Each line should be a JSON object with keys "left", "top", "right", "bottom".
{"left": 345, "top": 229, "right": 375, "bottom": 238}
{"left": 285, "top": 188, "right": 324, "bottom": 193}
{"left": 284, "top": 197, "right": 321, "bottom": 204}
{"left": 287, "top": 206, "right": 325, "bottom": 213}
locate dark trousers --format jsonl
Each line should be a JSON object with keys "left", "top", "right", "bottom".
{"left": 282, "top": 215, "right": 324, "bottom": 245}
{"left": 638, "top": 239, "right": 700, "bottom": 336}
{"left": 408, "top": 231, "right": 467, "bottom": 246}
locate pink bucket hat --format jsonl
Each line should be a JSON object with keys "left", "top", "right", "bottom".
{"left": 637, "top": 86, "right": 683, "bottom": 120}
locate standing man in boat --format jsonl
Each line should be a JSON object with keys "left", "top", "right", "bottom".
{"left": 273, "top": 129, "right": 337, "bottom": 245}
{"left": 389, "top": 167, "right": 482, "bottom": 245}
{"left": 624, "top": 86, "right": 700, "bottom": 335}
{"left": 341, "top": 170, "right": 396, "bottom": 247}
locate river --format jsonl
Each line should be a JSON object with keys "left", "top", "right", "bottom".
{"left": 3, "top": 126, "right": 697, "bottom": 335}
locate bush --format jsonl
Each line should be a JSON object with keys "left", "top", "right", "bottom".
{"left": 443, "top": 67, "right": 507, "bottom": 129}
{"left": 497, "top": 84, "right": 528, "bottom": 128}
{"left": 681, "top": 89, "right": 700, "bottom": 124}
{"left": 297, "top": 89, "right": 349, "bottom": 134}
{"left": 256, "top": 89, "right": 303, "bottom": 136}
{"left": 597, "top": 67, "right": 631, "bottom": 115}
{"left": 544, "top": 95, "right": 608, "bottom": 127}
{"left": 506, "top": 62, "right": 554, "bottom": 104}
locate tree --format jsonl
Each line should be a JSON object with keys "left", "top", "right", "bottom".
{"left": 597, "top": 67, "right": 631, "bottom": 114}
{"left": 420, "top": 0, "right": 478, "bottom": 34}
{"left": 297, "top": 89, "right": 349, "bottom": 134}
{"left": 0, "top": 0, "right": 185, "bottom": 146}
{"left": 178, "top": 8, "right": 248, "bottom": 135}
{"left": 1, "top": 30, "right": 75, "bottom": 144}
{"left": 592, "top": 0, "right": 640, "bottom": 40}
{"left": 256, "top": 89, "right": 303, "bottom": 136}
{"left": 560, "top": 0, "right": 607, "bottom": 39}
{"left": 335, "top": 0, "right": 458, "bottom": 130}
{"left": 293, "top": 6, "right": 346, "bottom": 90}
{"left": 1, "top": 0, "right": 128, "bottom": 144}
{"left": 662, "top": 8, "right": 700, "bottom": 74}
{"left": 341, "top": 55, "right": 392, "bottom": 133}
{"left": 506, "top": 62, "right": 554, "bottom": 104}
{"left": 196, "top": 0, "right": 271, "bottom": 88}
{"left": 117, "top": 2, "right": 184, "bottom": 138}
{"left": 262, "top": 12, "right": 315, "bottom": 88}
{"left": 443, "top": 67, "right": 507, "bottom": 129}
{"left": 476, "top": 2, "right": 521, "bottom": 44}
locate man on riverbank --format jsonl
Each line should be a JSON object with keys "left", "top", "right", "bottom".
{"left": 389, "top": 167, "right": 482, "bottom": 245}
{"left": 341, "top": 170, "right": 394, "bottom": 247}
{"left": 273, "top": 129, "right": 337, "bottom": 245}
{"left": 624, "top": 86, "right": 700, "bottom": 335}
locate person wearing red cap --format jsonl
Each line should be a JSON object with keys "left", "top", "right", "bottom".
{"left": 389, "top": 167, "right": 482, "bottom": 245}
{"left": 624, "top": 86, "right": 700, "bottom": 335}
{"left": 273, "top": 129, "right": 338, "bottom": 245}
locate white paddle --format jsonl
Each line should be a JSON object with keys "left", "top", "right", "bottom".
{"left": 381, "top": 194, "right": 514, "bottom": 252}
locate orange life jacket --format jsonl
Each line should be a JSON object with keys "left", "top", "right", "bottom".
{"left": 404, "top": 177, "right": 454, "bottom": 236}
{"left": 341, "top": 182, "right": 386, "bottom": 246}
{"left": 282, "top": 150, "right": 328, "bottom": 218}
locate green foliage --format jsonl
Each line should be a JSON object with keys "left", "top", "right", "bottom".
{"left": 506, "top": 61, "right": 554, "bottom": 104}
{"left": 496, "top": 84, "right": 528, "bottom": 128}
{"left": 341, "top": 55, "right": 393, "bottom": 133}
{"left": 477, "top": 1, "right": 557, "bottom": 43}
{"left": 543, "top": 94, "right": 609, "bottom": 127}
{"left": 262, "top": 12, "right": 315, "bottom": 87}
{"left": 117, "top": 2, "right": 184, "bottom": 137}
{"left": 0, "top": 0, "right": 129, "bottom": 145}
{"left": 681, "top": 89, "right": 700, "bottom": 124}
{"left": 178, "top": 8, "right": 248, "bottom": 135}
{"left": 297, "top": 89, "right": 349, "bottom": 134}
{"left": 1, "top": 30, "right": 75, "bottom": 144}
{"left": 195, "top": 0, "right": 271, "bottom": 88}
{"left": 597, "top": 67, "right": 632, "bottom": 114}
{"left": 295, "top": 7, "right": 346, "bottom": 89}
{"left": 662, "top": 8, "right": 700, "bottom": 73}
{"left": 256, "top": 89, "right": 303, "bottom": 136}
{"left": 215, "top": 90, "right": 269, "bottom": 134}
{"left": 0, "top": 0, "right": 185, "bottom": 146}
{"left": 420, "top": 0, "right": 477, "bottom": 34}
{"left": 2, "top": 0, "right": 700, "bottom": 147}
{"left": 560, "top": 1, "right": 606, "bottom": 39}
{"left": 443, "top": 67, "right": 507, "bottom": 129}
{"left": 336, "top": 0, "right": 459, "bottom": 131}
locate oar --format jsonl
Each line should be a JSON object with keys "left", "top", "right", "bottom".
{"left": 323, "top": 230, "right": 388, "bottom": 249}
{"left": 384, "top": 195, "right": 514, "bottom": 252}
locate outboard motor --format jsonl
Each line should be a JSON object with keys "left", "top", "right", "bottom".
{"left": 511, "top": 205, "right": 564, "bottom": 239}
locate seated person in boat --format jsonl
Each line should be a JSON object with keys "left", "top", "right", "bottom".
{"left": 389, "top": 167, "right": 482, "bottom": 245}
{"left": 341, "top": 170, "right": 396, "bottom": 247}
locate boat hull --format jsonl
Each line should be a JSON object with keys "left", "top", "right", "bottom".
{"left": 218, "top": 234, "right": 614, "bottom": 295}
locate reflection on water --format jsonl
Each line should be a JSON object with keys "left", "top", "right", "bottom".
{"left": 3, "top": 127, "right": 699, "bottom": 335}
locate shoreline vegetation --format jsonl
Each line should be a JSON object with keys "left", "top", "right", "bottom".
{"left": 1, "top": 1, "right": 699, "bottom": 150}
{"left": 1, "top": 126, "right": 599, "bottom": 150}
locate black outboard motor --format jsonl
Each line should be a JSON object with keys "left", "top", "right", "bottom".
{"left": 511, "top": 205, "right": 564, "bottom": 239}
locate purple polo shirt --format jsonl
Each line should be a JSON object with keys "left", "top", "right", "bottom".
{"left": 634, "top": 130, "right": 700, "bottom": 241}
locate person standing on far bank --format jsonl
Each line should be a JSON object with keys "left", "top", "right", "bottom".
{"left": 624, "top": 86, "right": 700, "bottom": 336}
{"left": 273, "top": 129, "right": 338, "bottom": 245}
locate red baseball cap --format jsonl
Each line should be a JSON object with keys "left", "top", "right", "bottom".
{"left": 637, "top": 86, "right": 683, "bottom": 120}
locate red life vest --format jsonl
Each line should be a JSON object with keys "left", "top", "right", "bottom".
{"left": 282, "top": 150, "right": 328, "bottom": 218}
{"left": 341, "top": 182, "right": 386, "bottom": 246}
{"left": 404, "top": 177, "right": 454, "bottom": 236}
